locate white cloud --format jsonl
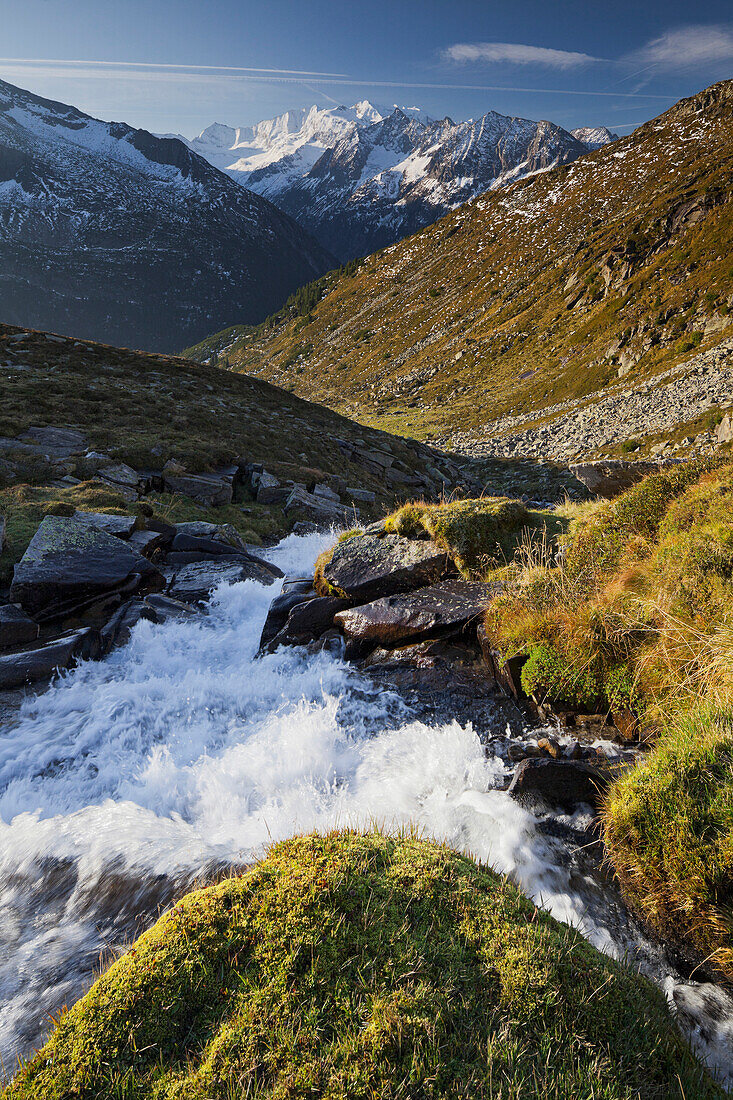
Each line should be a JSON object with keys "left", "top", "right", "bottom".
{"left": 627, "top": 24, "right": 733, "bottom": 69}
{"left": 444, "top": 42, "right": 602, "bottom": 69}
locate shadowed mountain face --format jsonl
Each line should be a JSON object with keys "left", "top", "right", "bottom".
{"left": 0, "top": 80, "right": 336, "bottom": 352}
{"left": 174, "top": 101, "right": 616, "bottom": 262}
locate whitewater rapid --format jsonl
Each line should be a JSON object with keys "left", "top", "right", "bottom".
{"left": 1, "top": 530, "right": 731, "bottom": 1086}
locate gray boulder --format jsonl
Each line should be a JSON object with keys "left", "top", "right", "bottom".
{"left": 570, "top": 459, "right": 659, "bottom": 499}
{"left": 19, "top": 426, "right": 87, "bottom": 458}
{"left": 507, "top": 758, "right": 612, "bottom": 812}
{"left": 9, "top": 516, "right": 164, "bottom": 620}
{"left": 716, "top": 414, "right": 733, "bottom": 445}
{"left": 163, "top": 470, "right": 233, "bottom": 507}
{"left": 71, "top": 511, "right": 137, "bottom": 539}
{"left": 323, "top": 534, "right": 450, "bottom": 602}
{"left": 284, "top": 487, "right": 346, "bottom": 525}
{"left": 334, "top": 578, "right": 496, "bottom": 647}
{"left": 264, "top": 595, "right": 351, "bottom": 652}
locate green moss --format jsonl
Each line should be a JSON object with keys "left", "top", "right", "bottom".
{"left": 521, "top": 643, "right": 605, "bottom": 710}
{"left": 6, "top": 831, "right": 721, "bottom": 1100}
{"left": 605, "top": 706, "right": 733, "bottom": 981}
{"left": 383, "top": 497, "right": 561, "bottom": 579}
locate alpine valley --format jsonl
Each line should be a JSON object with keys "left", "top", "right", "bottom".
{"left": 169, "top": 100, "right": 617, "bottom": 261}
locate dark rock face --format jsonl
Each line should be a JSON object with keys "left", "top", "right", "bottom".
{"left": 324, "top": 534, "right": 450, "bottom": 602}
{"left": 258, "top": 582, "right": 316, "bottom": 650}
{"left": 0, "top": 605, "right": 39, "bottom": 648}
{"left": 167, "top": 558, "right": 281, "bottom": 604}
{"left": 9, "top": 517, "right": 164, "bottom": 621}
{"left": 265, "top": 596, "right": 352, "bottom": 652}
{"left": 0, "top": 78, "right": 335, "bottom": 351}
{"left": 162, "top": 472, "right": 233, "bottom": 508}
{"left": 0, "top": 627, "right": 100, "bottom": 689}
{"left": 570, "top": 460, "right": 660, "bottom": 499}
{"left": 507, "top": 758, "right": 612, "bottom": 812}
{"left": 333, "top": 578, "right": 496, "bottom": 647}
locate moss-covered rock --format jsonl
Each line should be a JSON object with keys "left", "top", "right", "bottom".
{"left": 6, "top": 831, "right": 722, "bottom": 1099}
{"left": 383, "top": 497, "right": 559, "bottom": 579}
{"left": 605, "top": 706, "right": 733, "bottom": 982}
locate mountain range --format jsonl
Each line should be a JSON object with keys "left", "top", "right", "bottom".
{"left": 186, "top": 80, "right": 732, "bottom": 443}
{"left": 170, "top": 101, "right": 617, "bottom": 261}
{"left": 0, "top": 79, "right": 335, "bottom": 351}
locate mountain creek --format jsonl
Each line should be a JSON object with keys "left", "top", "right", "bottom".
{"left": 1, "top": 528, "right": 733, "bottom": 1089}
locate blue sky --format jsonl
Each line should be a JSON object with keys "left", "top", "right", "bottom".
{"left": 1, "top": 0, "right": 732, "bottom": 136}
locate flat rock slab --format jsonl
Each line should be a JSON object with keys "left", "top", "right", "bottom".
{"left": 507, "top": 758, "right": 612, "bottom": 812}
{"left": 334, "top": 578, "right": 496, "bottom": 647}
{"left": 0, "top": 627, "right": 100, "bottom": 689}
{"left": 324, "top": 534, "right": 450, "bottom": 602}
{"left": 163, "top": 472, "right": 233, "bottom": 507}
{"left": 19, "top": 426, "right": 87, "bottom": 458}
{"left": 71, "top": 511, "right": 137, "bottom": 539}
{"left": 168, "top": 558, "right": 280, "bottom": 604}
{"left": 0, "top": 604, "right": 39, "bottom": 649}
{"left": 9, "top": 516, "right": 164, "bottom": 620}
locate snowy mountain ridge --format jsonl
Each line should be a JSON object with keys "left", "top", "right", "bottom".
{"left": 169, "top": 100, "right": 618, "bottom": 260}
{"left": 0, "top": 78, "right": 334, "bottom": 350}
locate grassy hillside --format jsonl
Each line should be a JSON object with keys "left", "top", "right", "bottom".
{"left": 185, "top": 80, "right": 733, "bottom": 442}
{"left": 0, "top": 323, "right": 466, "bottom": 577}
{"left": 6, "top": 831, "right": 720, "bottom": 1100}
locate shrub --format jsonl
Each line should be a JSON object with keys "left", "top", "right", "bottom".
{"left": 6, "top": 831, "right": 721, "bottom": 1100}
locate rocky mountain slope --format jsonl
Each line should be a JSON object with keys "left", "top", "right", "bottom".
{"left": 186, "top": 80, "right": 732, "bottom": 452}
{"left": 174, "top": 100, "right": 616, "bottom": 261}
{"left": 0, "top": 80, "right": 335, "bottom": 352}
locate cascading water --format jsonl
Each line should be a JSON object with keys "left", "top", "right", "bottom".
{"left": 1, "top": 530, "right": 732, "bottom": 1087}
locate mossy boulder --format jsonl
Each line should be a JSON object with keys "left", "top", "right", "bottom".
{"left": 384, "top": 497, "right": 557, "bottom": 579}
{"left": 7, "top": 831, "right": 722, "bottom": 1099}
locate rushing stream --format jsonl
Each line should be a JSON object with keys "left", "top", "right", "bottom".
{"left": 1, "top": 530, "right": 732, "bottom": 1087}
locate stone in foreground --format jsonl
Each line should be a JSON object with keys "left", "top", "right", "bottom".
{"left": 0, "top": 627, "right": 100, "bottom": 689}
{"left": 334, "top": 577, "right": 496, "bottom": 647}
{"left": 324, "top": 533, "right": 451, "bottom": 602}
{"left": 9, "top": 517, "right": 164, "bottom": 620}
{"left": 508, "top": 757, "right": 612, "bottom": 811}
{"left": 0, "top": 605, "right": 39, "bottom": 649}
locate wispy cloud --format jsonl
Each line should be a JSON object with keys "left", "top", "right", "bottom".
{"left": 444, "top": 42, "right": 602, "bottom": 69}
{"left": 625, "top": 24, "right": 733, "bottom": 70}
{"left": 0, "top": 57, "right": 669, "bottom": 99}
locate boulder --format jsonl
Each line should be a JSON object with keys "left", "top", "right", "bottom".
{"left": 9, "top": 516, "right": 164, "bottom": 621}
{"left": 168, "top": 558, "right": 280, "bottom": 604}
{"left": 284, "top": 487, "right": 346, "bottom": 524}
{"left": 71, "top": 511, "right": 137, "bottom": 539}
{"left": 259, "top": 583, "right": 317, "bottom": 650}
{"left": 265, "top": 596, "right": 352, "bottom": 652}
{"left": 173, "top": 521, "right": 246, "bottom": 549}
{"left": 100, "top": 599, "right": 157, "bottom": 654}
{"left": 0, "top": 627, "right": 100, "bottom": 689}
{"left": 323, "top": 534, "right": 451, "bottom": 602}
{"left": 98, "top": 463, "right": 144, "bottom": 498}
{"left": 0, "top": 604, "right": 39, "bottom": 649}
{"left": 507, "top": 758, "right": 611, "bottom": 812}
{"left": 312, "top": 482, "right": 341, "bottom": 503}
{"left": 127, "top": 529, "right": 169, "bottom": 557}
{"left": 257, "top": 484, "right": 291, "bottom": 506}
{"left": 163, "top": 470, "right": 233, "bottom": 507}
{"left": 143, "top": 593, "right": 199, "bottom": 622}
{"left": 170, "top": 532, "right": 250, "bottom": 558}
{"left": 716, "top": 414, "right": 733, "bottom": 445}
{"left": 570, "top": 460, "right": 659, "bottom": 500}
{"left": 334, "top": 578, "right": 496, "bottom": 647}
{"left": 346, "top": 487, "right": 376, "bottom": 504}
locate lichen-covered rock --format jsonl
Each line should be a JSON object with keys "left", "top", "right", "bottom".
{"left": 9, "top": 517, "right": 163, "bottom": 620}
{"left": 322, "top": 533, "right": 451, "bottom": 601}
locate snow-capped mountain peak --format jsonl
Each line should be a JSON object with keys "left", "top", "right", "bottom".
{"left": 164, "top": 100, "right": 618, "bottom": 262}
